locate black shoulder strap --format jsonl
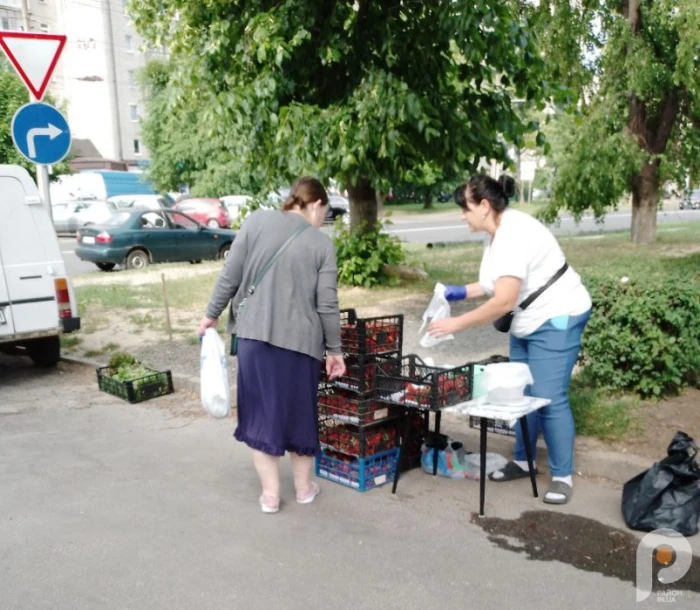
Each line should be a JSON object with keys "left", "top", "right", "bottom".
{"left": 519, "top": 263, "right": 569, "bottom": 311}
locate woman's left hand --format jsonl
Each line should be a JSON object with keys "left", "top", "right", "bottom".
{"left": 197, "top": 316, "right": 218, "bottom": 336}
{"left": 428, "top": 316, "right": 464, "bottom": 337}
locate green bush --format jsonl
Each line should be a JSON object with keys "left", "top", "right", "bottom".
{"left": 333, "top": 219, "right": 405, "bottom": 287}
{"left": 580, "top": 273, "right": 700, "bottom": 398}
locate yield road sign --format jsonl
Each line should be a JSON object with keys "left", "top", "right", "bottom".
{"left": 0, "top": 32, "right": 66, "bottom": 101}
{"left": 11, "top": 102, "right": 71, "bottom": 165}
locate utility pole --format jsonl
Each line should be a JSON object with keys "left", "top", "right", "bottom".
{"left": 20, "top": 0, "right": 53, "bottom": 221}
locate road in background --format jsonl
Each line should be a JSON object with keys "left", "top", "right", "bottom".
{"left": 61, "top": 209, "right": 700, "bottom": 277}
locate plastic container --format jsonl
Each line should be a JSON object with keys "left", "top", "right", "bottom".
{"left": 318, "top": 417, "right": 399, "bottom": 457}
{"left": 374, "top": 354, "right": 472, "bottom": 410}
{"left": 315, "top": 448, "right": 400, "bottom": 491}
{"left": 96, "top": 366, "right": 174, "bottom": 404}
{"left": 484, "top": 362, "right": 533, "bottom": 406}
{"left": 318, "top": 386, "right": 395, "bottom": 425}
{"left": 339, "top": 308, "right": 403, "bottom": 356}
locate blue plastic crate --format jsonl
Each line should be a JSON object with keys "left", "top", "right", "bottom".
{"left": 315, "top": 448, "right": 400, "bottom": 492}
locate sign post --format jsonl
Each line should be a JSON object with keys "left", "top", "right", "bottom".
{"left": 0, "top": 32, "right": 69, "bottom": 220}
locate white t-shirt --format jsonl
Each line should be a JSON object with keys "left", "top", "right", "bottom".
{"left": 478, "top": 209, "right": 592, "bottom": 337}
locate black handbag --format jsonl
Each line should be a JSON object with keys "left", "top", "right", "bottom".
{"left": 492, "top": 263, "right": 569, "bottom": 333}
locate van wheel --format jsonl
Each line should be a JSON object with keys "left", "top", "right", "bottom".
{"left": 96, "top": 262, "right": 116, "bottom": 271}
{"left": 126, "top": 249, "right": 149, "bottom": 270}
{"left": 189, "top": 260, "right": 203, "bottom": 264}
{"left": 218, "top": 243, "right": 231, "bottom": 259}
{"left": 27, "top": 336, "right": 61, "bottom": 367}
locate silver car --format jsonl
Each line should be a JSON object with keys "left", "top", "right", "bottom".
{"left": 52, "top": 200, "right": 117, "bottom": 234}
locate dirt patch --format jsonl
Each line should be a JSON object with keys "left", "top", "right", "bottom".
{"left": 604, "top": 389, "right": 700, "bottom": 460}
{"left": 72, "top": 262, "right": 221, "bottom": 288}
{"left": 472, "top": 511, "right": 700, "bottom": 595}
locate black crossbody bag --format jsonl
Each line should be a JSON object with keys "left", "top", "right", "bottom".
{"left": 492, "top": 262, "right": 569, "bottom": 333}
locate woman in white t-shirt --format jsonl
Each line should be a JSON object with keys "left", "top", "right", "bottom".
{"left": 428, "top": 174, "right": 591, "bottom": 505}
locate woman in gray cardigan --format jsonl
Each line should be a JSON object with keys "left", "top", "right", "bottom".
{"left": 198, "top": 177, "right": 346, "bottom": 514}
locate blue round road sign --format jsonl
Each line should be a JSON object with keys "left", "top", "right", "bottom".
{"left": 11, "top": 102, "right": 71, "bottom": 165}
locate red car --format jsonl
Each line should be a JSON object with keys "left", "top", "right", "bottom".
{"left": 171, "top": 198, "right": 232, "bottom": 228}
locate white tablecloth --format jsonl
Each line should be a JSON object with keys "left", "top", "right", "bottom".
{"left": 443, "top": 395, "right": 551, "bottom": 426}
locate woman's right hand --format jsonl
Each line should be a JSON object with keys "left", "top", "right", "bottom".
{"left": 197, "top": 316, "right": 218, "bottom": 336}
{"left": 325, "top": 354, "right": 346, "bottom": 380}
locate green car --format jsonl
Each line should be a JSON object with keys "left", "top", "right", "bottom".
{"left": 75, "top": 208, "right": 235, "bottom": 271}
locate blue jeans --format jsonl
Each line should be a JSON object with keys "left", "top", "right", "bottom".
{"left": 510, "top": 310, "right": 591, "bottom": 477}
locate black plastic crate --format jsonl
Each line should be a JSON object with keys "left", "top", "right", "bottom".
{"left": 318, "top": 416, "right": 400, "bottom": 458}
{"left": 318, "top": 385, "right": 396, "bottom": 425}
{"left": 340, "top": 308, "right": 403, "bottom": 356}
{"left": 96, "top": 367, "right": 174, "bottom": 404}
{"left": 374, "top": 354, "right": 472, "bottom": 410}
{"left": 320, "top": 351, "right": 401, "bottom": 395}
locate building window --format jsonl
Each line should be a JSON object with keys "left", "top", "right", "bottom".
{"left": 129, "top": 104, "right": 138, "bottom": 122}
{"left": 39, "top": 23, "right": 48, "bottom": 33}
{"left": 127, "top": 70, "right": 136, "bottom": 86}
{"left": 125, "top": 35, "right": 132, "bottom": 51}
{"left": 1, "top": 18, "right": 9, "bottom": 31}
{"left": 133, "top": 139, "right": 141, "bottom": 155}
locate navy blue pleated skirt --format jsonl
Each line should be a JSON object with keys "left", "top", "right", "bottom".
{"left": 234, "top": 338, "right": 322, "bottom": 457}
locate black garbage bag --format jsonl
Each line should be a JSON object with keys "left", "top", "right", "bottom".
{"left": 622, "top": 431, "right": 700, "bottom": 536}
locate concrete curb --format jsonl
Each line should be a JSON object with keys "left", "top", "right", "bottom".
{"left": 61, "top": 356, "right": 650, "bottom": 486}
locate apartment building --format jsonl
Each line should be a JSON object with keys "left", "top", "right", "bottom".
{"left": 0, "top": 0, "right": 159, "bottom": 169}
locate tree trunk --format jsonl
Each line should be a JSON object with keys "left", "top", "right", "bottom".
{"left": 347, "top": 178, "right": 377, "bottom": 233}
{"left": 422, "top": 191, "right": 433, "bottom": 210}
{"left": 631, "top": 160, "right": 659, "bottom": 244}
{"left": 376, "top": 190, "right": 385, "bottom": 217}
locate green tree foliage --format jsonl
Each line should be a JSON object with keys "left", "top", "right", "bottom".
{"left": 0, "top": 61, "right": 71, "bottom": 178}
{"left": 130, "top": 0, "right": 550, "bottom": 231}
{"left": 526, "top": 0, "right": 700, "bottom": 243}
{"left": 139, "top": 59, "right": 263, "bottom": 197}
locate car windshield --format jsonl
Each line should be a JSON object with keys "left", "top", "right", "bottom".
{"left": 104, "top": 212, "right": 131, "bottom": 226}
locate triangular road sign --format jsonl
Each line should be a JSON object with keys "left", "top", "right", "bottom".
{"left": 0, "top": 32, "right": 67, "bottom": 101}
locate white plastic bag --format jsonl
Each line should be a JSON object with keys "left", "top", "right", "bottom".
{"left": 419, "top": 282, "right": 454, "bottom": 348}
{"left": 200, "top": 328, "right": 231, "bottom": 418}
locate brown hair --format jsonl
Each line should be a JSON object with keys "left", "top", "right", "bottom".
{"left": 281, "top": 177, "right": 329, "bottom": 211}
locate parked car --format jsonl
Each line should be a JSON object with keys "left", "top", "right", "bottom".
{"left": 680, "top": 189, "right": 700, "bottom": 210}
{"left": 53, "top": 200, "right": 117, "bottom": 234}
{"left": 74, "top": 208, "right": 235, "bottom": 271}
{"left": 325, "top": 195, "right": 350, "bottom": 224}
{"left": 171, "top": 198, "right": 233, "bottom": 228}
{"left": 220, "top": 195, "right": 253, "bottom": 222}
{"left": 108, "top": 194, "right": 173, "bottom": 210}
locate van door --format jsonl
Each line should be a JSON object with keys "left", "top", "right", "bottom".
{"left": 0, "top": 168, "right": 60, "bottom": 335}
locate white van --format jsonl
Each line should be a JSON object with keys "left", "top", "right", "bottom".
{"left": 0, "top": 165, "right": 80, "bottom": 366}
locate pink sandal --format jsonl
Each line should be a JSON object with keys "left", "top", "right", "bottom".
{"left": 296, "top": 481, "right": 321, "bottom": 504}
{"left": 259, "top": 494, "right": 280, "bottom": 514}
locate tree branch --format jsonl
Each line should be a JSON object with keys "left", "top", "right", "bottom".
{"left": 650, "top": 89, "right": 680, "bottom": 155}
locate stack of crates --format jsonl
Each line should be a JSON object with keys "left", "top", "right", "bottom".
{"left": 315, "top": 309, "right": 404, "bottom": 491}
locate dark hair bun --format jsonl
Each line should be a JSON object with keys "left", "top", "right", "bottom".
{"left": 498, "top": 174, "right": 516, "bottom": 200}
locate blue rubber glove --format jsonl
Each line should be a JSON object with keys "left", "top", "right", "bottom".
{"left": 444, "top": 285, "right": 467, "bottom": 301}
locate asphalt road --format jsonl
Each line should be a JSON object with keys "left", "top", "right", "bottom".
{"left": 3, "top": 356, "right": 698, "bottom": 609}
{"left": 60, "top": 209, "right": 700, "bottom": 276}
